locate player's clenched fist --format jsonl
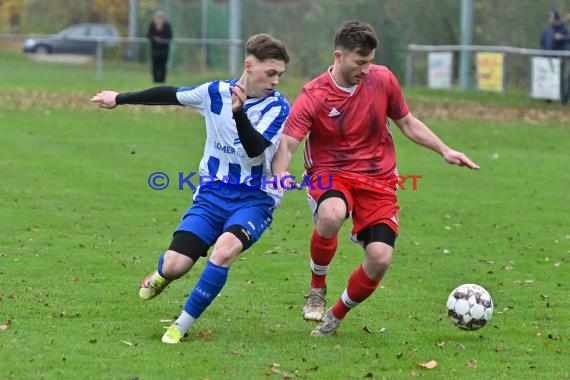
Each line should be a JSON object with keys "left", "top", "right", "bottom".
{"left": 91, "top": 91, "right": 119, "bottom": 109}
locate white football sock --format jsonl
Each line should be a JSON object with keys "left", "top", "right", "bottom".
{"left": 173, "top": 310, "right": 196, "bottom": 334}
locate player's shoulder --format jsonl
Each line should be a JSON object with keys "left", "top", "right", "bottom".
{"left": 268, "top": 91, "right": 291, "bottom": 116}
{"left": 369, "top": 64, "right": 396, "bottom": 79}
{"left": 298, "top": 72, "right": 334, "bottom": 101}
{"left": 246, "top": 90, "right": 290, "bottom": 117}
{"left": 302, "top": 71, "right": 330, "bottom": 91}
{"left": 366, "top": 65, "right": 401, "bottom": 89}
{"left": 177, "top": 79, "right": 218, "bottom": 93}
{"left": 272, "top": 90, "right": 291, "bottom": 108}
{"left": 255, "top": 90, "right": 291, "bottom": 111}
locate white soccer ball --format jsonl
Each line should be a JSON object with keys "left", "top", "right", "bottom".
{"left": 446, "top": 283, "right": 493, "bottom": 331}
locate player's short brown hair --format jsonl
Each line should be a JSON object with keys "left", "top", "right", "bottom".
{"left": 245, "top": 34, "right": 290, "bottom": 63}
{"left": 334, "top": 20, "right": 378, "bottom": 56}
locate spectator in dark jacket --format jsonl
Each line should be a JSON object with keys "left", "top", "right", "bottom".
{"left": 540, "top": 10, "right": 569, "bottom": 51}
{"left": 146, "top": 11, "right": 173, "bottom": 83}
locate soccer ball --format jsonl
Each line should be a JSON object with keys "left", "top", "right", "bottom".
{"left": 446, "top": 283, "right": 493, "bottom": 331}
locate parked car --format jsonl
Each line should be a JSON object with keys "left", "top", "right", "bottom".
{"left": 22, "top": 23, "right": 120, "bottom": 55}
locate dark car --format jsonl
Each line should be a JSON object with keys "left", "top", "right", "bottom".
{"left": 22, "top": 23, "right": 120, "bottom": 55}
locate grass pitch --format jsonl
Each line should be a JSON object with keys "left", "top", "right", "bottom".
{"left": 0, "top": 53, "right": 569, "bottom": 379}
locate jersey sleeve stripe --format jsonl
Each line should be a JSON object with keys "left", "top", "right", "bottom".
{"left": 259, "top": 100, "right": 282, "bottom": 115}
{"left": 261, "top": 112, "right": 286, "bottom": 142}
{"left": 244, "top": 97, "right": 269, "bottom": 109}
{"left": 208, "top": 81, "right": 223, "bottom": 115}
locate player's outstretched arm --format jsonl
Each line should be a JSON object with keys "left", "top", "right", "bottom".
{"left": 91, "top": 86, "right": 183, "bottom": 109}
{"left": 272, "top": 134, "right": 302, "bottom": 191}
{"left": 395, "top": 113, "right": 480, "bottom": 170}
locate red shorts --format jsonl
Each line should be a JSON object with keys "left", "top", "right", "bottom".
{"left": 305, "top": 171, "right": 400, "bottom": 239}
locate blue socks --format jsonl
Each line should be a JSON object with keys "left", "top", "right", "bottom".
{"left": 184, "top": 261, "right": 229, "bottom": 318}
{"left": 157, "top": 253, "right": 167, "bottom": 278}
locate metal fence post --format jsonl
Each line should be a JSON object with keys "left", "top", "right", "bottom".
{"left": 406, "top": 49, "right": 413, "bottom": 88}
{"left": 201, "top": 0, "right": 208, "bottom": 72}
{"left": 96, "top": 39, "right": 103, "bottom": 80}
{"left": 228, "top": 0, "right": 241, "bottom": 77}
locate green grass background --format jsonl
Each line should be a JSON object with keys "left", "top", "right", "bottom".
{"left": 0, "top": 53, "right": 569, "bottom": 379}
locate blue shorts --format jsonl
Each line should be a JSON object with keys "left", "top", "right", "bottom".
{"left": 175, "top": 183, "right": 276, "bottom": 248}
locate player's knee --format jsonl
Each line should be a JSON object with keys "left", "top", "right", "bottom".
{"left": 315, "top": 213, "right": 344, "bottom": 237}
{"left": 224, "top": 225, "right": 252, "bottom": 251}
{"left": 316, "top": 190, "right": 348, "bottom": 224}
{"left": 366, "top": 245, "right": 393, "bottom": 268}
{"left": 210, "top": 245, "right": 240, "bottom": 267}
{"left": 210, "top": 228, "right": 248, "bottom": 266}
{"left": 162, "top": 250, "right": 195, "bottom": 277}
{"left": 315, "top": 201, "right": 346, "bottom": 235}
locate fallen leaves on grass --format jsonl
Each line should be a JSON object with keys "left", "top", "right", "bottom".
{"left": 417, "top": 360, "right": 437, "bottom": 369}
{"left": 198, "top": 330, "right": 212, "bottom": 338}
{"left": 413, "top": 101, "right": 570, "bottom": 123}
{"left": 6, "top": 90, "right": 570, "bottom": 123}
{"left": 59, "top": 310, "right": 80, "bottom": 318}
{"left": 269, "top": 363, "right": 294, "bottom": 379}
{"left": 465, "top": 359, "right": 477, "bottom": 368}
{"left": 0, "top": 319, "right": 13, "bottom": 330}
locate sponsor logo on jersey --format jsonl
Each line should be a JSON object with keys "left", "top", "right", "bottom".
{"left": 214, "top": 141, "right": 244, "bottom": 156}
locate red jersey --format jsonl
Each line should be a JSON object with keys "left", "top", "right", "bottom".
{"left": 284, "top": 65, "right": 409, "bottom": 178}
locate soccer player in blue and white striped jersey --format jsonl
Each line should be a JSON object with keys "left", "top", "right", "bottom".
{"left": 91, "top": 34, "right": 290, "bottom": 344}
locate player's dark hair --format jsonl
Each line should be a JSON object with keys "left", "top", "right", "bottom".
{"left": 334, "top": 20, "right": 378, "bottom": 55}
{"left": 245, "top": 33, "right": 290, "bottom": 63}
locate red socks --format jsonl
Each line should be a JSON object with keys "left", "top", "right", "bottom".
{"left": 311, "top": 231, "right": 381, "bottom": 319}
{"left": 332, "top": 265, "right": 380, "bottom": 319}
{"left": 310, "top": 230, "right": 338, "bottom": 288}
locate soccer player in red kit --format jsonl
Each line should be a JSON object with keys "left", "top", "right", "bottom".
{"left": 272, "top": 20, "right": 479, "bottom": 336}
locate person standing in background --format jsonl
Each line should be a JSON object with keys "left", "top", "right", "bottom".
{"left": 146, "top": 11, "right": 173, "bottom": 83}
{"left": 539, "top": 10, "right": 568, "bottom": 51}
{"left": 562, "top": 11, "right": 570, "bottom": 104}
{"left": 539, "top": 10, "right": 570, "bottom": 104}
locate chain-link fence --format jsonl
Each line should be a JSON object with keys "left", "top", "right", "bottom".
{"left": 1, "top": 0, "right": 569, "bottom": 82}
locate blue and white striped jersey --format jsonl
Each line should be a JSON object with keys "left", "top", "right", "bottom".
{"left": 176, "top": 79, "right": 290, "bottom": 203}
